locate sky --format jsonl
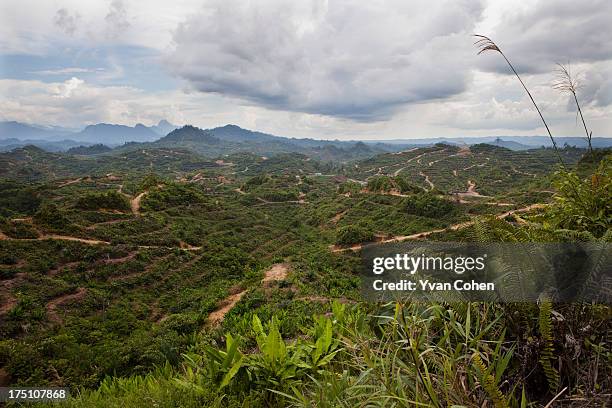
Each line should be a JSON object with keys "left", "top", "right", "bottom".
{"left": 0, "top": 0, "right": 611, "bottom": 140}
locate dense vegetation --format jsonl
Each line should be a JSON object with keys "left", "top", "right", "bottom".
{"left": 76, "top": 191, "right": 130, "bottom": 212}
{"left": 66, "top": 144, "right": 112, "bottom": 155}
{"left": 0, "top": 141, "right": 608, "bottom": 407}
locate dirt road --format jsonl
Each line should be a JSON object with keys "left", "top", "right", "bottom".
{"left": 131, "top": 192, "right": 147, "bottom": 215}
{"left": 330, "top": 204, "right": 546, "bottom": 253}
{"left": 207, "top": 263, "right": 290, "bottom": 325}
{"left": 420, "top": 171, "right": 434, "bottom": 190}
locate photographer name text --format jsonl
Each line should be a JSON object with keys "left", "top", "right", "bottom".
{"left": 371, "top": 254, "right": 495, "bottom": 292}
{"left": 372, "top": 279, "right": 495, "bottom": 291}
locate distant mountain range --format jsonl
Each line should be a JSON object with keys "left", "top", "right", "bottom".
{"left": 377, "top": 136, "right": 612, "bottom": 150}
{"left": 0, "top": 120, "right": 179, "bottom": 147}
{"left": 0, "top": 121, "right": 75, "bottom": 141}
{"left": 1, "top": 120, "right": 610, "bottom": 157}
{"left": 76, "top": 123, "right": 159, "bottom": 144}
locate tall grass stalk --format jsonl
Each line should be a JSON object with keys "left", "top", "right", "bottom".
{"left": 473, "top": 34, "right": 566, "bottom": 168}
{"left": 553, "top": 63, "right": 593, "bottom": 153}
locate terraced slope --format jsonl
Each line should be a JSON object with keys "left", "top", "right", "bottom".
{"left": 0, "top": 144, "right": 587, "bottom": 389}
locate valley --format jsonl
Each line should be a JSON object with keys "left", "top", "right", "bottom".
{"left": 0, "top": 135, "right": 608, "bottom": 406}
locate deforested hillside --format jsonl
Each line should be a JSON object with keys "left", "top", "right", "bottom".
{"left": 1, "top": 139, "right": 608, "bottom": 405}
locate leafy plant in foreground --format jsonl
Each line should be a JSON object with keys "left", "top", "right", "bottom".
{"left": 177, "top": 333, "right": 244, "bottom": 393}
{"left": 249, "top": 315, "right": 302, "bottom": 391}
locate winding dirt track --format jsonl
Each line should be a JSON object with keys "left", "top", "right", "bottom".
{"left": 456, "top": 180, "right": 489, "bottom": 198}
{"left": 131, "top": 192, "right": 147, "bottom": 215}
{"left": 331, "top": 210, "right": 348, "bottom": 224}
{"left": 207, "top": 263, "right": 290, "bottom": 326}
{"left": 0, "top": 234, "right": 110, "bottom": 245}
{"left": 330, "top": 203, "right": 546, "bottom": 253}
{"left": 1, "top": 234, "right": 204, "bottom": 253}
{"left": 47, "top": 234, "right": 110, "bottom": 245}
{"left": 511, "top": 166, "right": 537, "bottom": 178}
{"left": 46, "top": 288, "right": 87, "bottom": 324}
{"left": 419, "top": 171, "right": 434, "bottom": 190}
{"left": 392, "top": 151, "right": 428, "bottom": 176}
{"left": 58, "top": 177, "right": 83, "bottom": 188}
{"left": 256, "top": 197, "right": 307, "bottom": 205}
{"left": 207, "top": 291, "right": 246, "bottom": 326}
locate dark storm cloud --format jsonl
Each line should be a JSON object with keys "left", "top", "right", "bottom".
{"left": 168, "top": 0, "right": 486, "bottom": 121}
{"left": 476, "top": 0, "right": 612, "bottom": 75}
{"left": 577, "top": 63, "right": 612, "bottom": 107}
{"left": 474, "top": 0, "right": 612, "bottom": 110}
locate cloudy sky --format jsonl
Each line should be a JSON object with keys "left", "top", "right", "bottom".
{"left": 1, "top": 0, "right": 610, "bottom": 139}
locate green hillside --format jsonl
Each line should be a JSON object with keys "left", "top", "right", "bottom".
{"left": 0, "top": 144, "right": 609, "bottom": 407}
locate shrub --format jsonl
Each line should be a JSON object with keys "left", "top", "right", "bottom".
{"left": 336, "top": 224, "right": 374, "bottom": 245}
{"left": 33, "top": 202, "right": 70, "bottom": 229}
{"left": 547, "top": 156, "right": 611, "bottom": 237}
{"left": 259, "top": 191, "right": 298, "bottom": 202}
{"left": 76, "top": 191, "right": 130, "bottom": 211}
{"left": 0, "top": 182, "right": 41, "bottom": 217}
{"left": 337, "top": 181, "right": 361, "bottom": 195}
{"left": 244, "top": 175, "right": 270, "bottom": 190}
{"left": 140, "top": 173, "right": 164, "bottom": 191}
{"left": 366, "top": 176, "right": 394, "bottom": 192}
{"left": 404, "top": 192, "right": 456, "bottom": 218}
{"left": 141, "top": 184, "right": 206, "bottom": 211}
{"left": 394, "top": 176, "right": 423, "bottom": 194}
{"left": 0, "top": 220, "right": 39, "bottom": 239}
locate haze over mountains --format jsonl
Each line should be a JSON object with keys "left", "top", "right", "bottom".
{"left": 1, "top": 120, "right": 611, "bottom": 157}
{"left": 0, "top": 120, "right": 176, "bottom": 143}
{"left": 378, "top": 136, "right": 612, "bottom": 150}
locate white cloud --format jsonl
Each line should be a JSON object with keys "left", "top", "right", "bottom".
{"left": 53, "top": 77, "right": 84, "bottom": 98}
{"left": 0, "top": 77, "right": 265, "bottom": 130}
{"left": 30, "top": 67, "right": 102, "bottom": 75}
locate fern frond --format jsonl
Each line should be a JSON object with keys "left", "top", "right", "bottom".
{"left": 538, "top": 299, "right": 560, "bottom": 392}
{"left": 472, "top": 352, "right": 507, "bottom": 408}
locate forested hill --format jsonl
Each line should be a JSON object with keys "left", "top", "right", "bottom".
{"left": 129, "top": 124, "right": 397, "bottom": 161}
